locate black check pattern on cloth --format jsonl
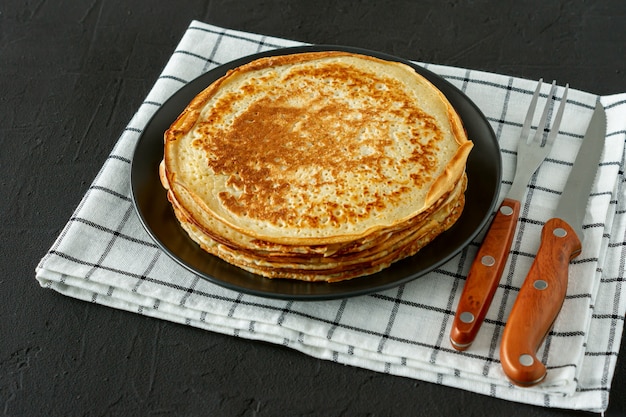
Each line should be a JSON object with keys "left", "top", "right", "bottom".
{"left": 36, "top": 21, "right": 626, "bottom": 413}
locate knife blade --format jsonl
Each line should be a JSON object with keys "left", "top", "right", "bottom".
{"left": 499, "top": 101, "right": 606, "bottom": 387}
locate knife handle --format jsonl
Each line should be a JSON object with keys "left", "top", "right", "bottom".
{"left": 450, "top": 197, "right": 521, "bottom": 351}
{"left": 500, "top": 217, "right": 582, "bottom": 386}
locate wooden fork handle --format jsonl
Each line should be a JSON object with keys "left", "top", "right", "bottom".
{"left": 450, "top": 197, "right": 521, "bottom": 350}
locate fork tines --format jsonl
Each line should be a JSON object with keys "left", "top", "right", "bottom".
{"left": 521, "top": 79, "right": 569, "bottom": 147}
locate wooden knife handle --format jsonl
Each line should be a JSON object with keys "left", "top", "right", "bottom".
{"left": 450, "top": 197, "right": 521, "bottom": 350}
{"left": 500, "top": 217, "right": 582, "bottom": 386}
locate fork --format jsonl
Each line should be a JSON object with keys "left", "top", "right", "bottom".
{"left": 450, "top": 79, "right": 569, "bottom": 351}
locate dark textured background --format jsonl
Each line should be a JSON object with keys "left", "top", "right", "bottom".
{"left": 2, "top": 1, "right": 625, "bottom": 415}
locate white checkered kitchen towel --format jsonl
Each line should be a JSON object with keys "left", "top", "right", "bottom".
{"left": 36, "top": 21, "right": 626, "bottom": 412}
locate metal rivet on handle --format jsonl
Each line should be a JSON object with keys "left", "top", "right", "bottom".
{"left": 553, "top": 227, "right": 567, "bottom": 238}
{"left": 459, "top": 312, "right": 475, "bottom": 324}
{"left": 500, "top": 205, "right": 514, "bottom": 216}
{"left": 519, "top": 354, "right": 534, "bottom": 367}
{"left": 534, "top": 280, "right": 548, "bottom": 290}
{"left": 481, "top": 255, "right": 496, "bottom": 267}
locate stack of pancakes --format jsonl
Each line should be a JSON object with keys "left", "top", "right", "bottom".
{"left": 160, "top": 51, "right": 473, "bottom": 282}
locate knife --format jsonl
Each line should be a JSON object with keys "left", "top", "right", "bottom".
{"left": 499, "top": 101, "right": 606, "bottom": 386}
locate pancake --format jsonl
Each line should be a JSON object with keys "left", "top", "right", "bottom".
{"left": 170, "top": 174, "right": 467, "bottom": 281}
{"left": 161, "top": 50, "right": 472, "bottom": 281}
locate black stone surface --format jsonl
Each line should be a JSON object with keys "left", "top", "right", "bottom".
{"left": 2, "top": 1, "right": 625, "bottom": 415}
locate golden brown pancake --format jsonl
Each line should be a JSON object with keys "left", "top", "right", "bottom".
{"left": 160, "top": 50, "right": 472, "bottom": 281}
{"left": 169, "top": 174, "right": 466, "bottom": 281}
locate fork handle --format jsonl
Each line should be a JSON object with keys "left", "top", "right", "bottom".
{"left": 450, "top": 197, "right": 520, "bottom": 350}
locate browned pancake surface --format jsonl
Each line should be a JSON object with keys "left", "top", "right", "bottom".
{"left": 161, "top": 51, "right": 472, "bottom": 281}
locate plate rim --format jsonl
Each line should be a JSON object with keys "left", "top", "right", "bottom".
{"left": 130, "top": 45, "right": 502, "bottom": 300}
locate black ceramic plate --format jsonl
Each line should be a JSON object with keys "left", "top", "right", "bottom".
{"left": 131, "top": 45, "right": 501, "bottom": 300}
